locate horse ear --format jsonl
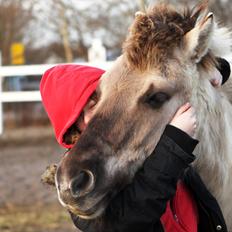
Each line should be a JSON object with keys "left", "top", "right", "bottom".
{"left": 184, "top": 12, "right": 214, "bottom": 63}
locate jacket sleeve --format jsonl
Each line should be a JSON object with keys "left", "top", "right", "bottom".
{"left": 70, "top": 125, "right": 198, "bottom": 232}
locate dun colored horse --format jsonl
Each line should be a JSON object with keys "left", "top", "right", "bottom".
{"left": 48, "top": 1, "right": 232, "bottom": 230}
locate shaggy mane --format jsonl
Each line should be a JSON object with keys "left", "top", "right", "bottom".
{"left": 123, "top": 2, "right": 216, "bottom": 71}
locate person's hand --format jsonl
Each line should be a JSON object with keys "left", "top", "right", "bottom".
{"left": 209, "top": 69, "right": 223, "bottom": 87}
{"left": 170, "top": 103, "right": 197, "bottom": 138}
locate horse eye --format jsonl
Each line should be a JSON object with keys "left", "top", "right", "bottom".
{"left": 146, "top": 92, "right": 170, "bottom": 108}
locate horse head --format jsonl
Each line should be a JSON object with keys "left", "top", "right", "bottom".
{"left": 54, "top": 1, "right": 232, "bottom": 221}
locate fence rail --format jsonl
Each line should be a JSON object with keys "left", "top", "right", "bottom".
{"left": 0, "top": 62, "right": 113, "bottom": 134}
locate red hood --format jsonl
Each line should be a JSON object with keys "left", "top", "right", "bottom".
{"left": 40, "top": 64, "right": 105, "bottom": 148}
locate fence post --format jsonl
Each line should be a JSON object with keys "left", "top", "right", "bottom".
{"left": 0, "top": 50, "right": 3, "bottom": 135}
{"left": 88, "top": 39, "right": 106, "bottom": 63}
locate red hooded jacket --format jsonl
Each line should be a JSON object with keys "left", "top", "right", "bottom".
{"left": 40, "top": 64, "right": 198, "bottom": 231}
{"left": 40, "top": 64, "right": 104, "bottom": 148}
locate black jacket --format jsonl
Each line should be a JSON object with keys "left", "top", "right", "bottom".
{"left": 71, "top": 125, "right": 227, "bottom": 232}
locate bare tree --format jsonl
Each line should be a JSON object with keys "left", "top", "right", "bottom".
{"left": 139, "top": 0, "right": 146, "bottom": 12}
{"left": 37, "top": 0, "right": 138, "bottom": 61}
{"left": 77, "top": 0, "right": 138, "bottom": 58}
{"left": 0, "top": 0, "right": 35, "bottom": 65}
{"left": 51, "top": 0, "right": 73, "bottom": 62}
{"left": 4, "top": 0, "right": 229, "bottom": 65}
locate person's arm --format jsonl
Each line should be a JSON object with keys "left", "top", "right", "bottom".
{"left": 71, "top": 104, "right": 198, "bottom": 232}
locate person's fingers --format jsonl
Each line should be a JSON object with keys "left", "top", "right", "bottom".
{"left": 188, "top": 107, "right": 196, "bottom": 117}
{"left": 175, "top": 102, "right": 191, "bottom": 117}
{"left": 210, "top": 69, "right": 223, "bottom": 87}
{"left": 182, "top": 106, "right": 195, "bottom": 120}
{"left": 182, "top": 102, "right": 191, "bottom": 112}
{"left": 211, "top": 79, "right": 220, "bottom": 87}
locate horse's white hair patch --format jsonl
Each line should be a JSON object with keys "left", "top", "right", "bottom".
{"left": 105, "top": 149, "right": 147, "bottom": 179}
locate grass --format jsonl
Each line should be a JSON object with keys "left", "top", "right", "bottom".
{"left": 0, "top": 204, "right": 77, "bottom": 232}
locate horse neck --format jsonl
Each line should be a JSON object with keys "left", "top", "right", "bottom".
{"left": 191, "top": 79, "right": 232, "bottom": 198}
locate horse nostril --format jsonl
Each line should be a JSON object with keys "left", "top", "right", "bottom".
{"left": 70, "top": 170, "right": 95, "bottom": 198}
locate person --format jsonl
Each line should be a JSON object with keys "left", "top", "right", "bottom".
{"left": 40, "top": 58, "right": 231, "bottom": 232}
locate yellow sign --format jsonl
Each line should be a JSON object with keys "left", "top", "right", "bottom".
{"left": 11, "top": 43, "right": 25, "bottom": 65}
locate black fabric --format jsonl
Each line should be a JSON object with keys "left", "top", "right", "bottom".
{"left": 165, "top": 125, "right": 198, "bottom": 154}
{"left": 184, "top": 168, "right": 227, "bottom": 232}
{"left": 70, "top": 126, "right": 227, "bottom": 232}
{"left": 216, "top": 57, "right": 231, "bottom": 85}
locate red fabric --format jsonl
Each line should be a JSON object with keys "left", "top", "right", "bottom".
{"left": 161, "top": 181, "right": 198, "bottom": 232}
{"left": 40, "top": 64, "right": 105, "bottom": 148}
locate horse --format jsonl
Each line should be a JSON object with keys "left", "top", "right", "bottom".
{"left": 51, "top": 1, "right": 232, "bottom": 230}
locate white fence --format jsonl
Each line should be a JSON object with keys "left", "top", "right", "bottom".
{"left": 0, "top": 62, "right": 113, "bottom": 135}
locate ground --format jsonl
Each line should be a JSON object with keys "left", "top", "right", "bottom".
{"left": 0, "top": 126, "right": 80, "bottom": 232}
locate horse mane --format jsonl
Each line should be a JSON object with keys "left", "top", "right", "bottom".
{"left": 123, "top": 2, "right": 216, "bottom": 71}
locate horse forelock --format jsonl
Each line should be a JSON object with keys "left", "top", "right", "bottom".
{"left": 123, "top": 2, "right": 217, "bottom": 72}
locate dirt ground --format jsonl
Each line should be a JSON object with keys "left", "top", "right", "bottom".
{"left": 0, "top": 126, "right": 79, "bottom": 232}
